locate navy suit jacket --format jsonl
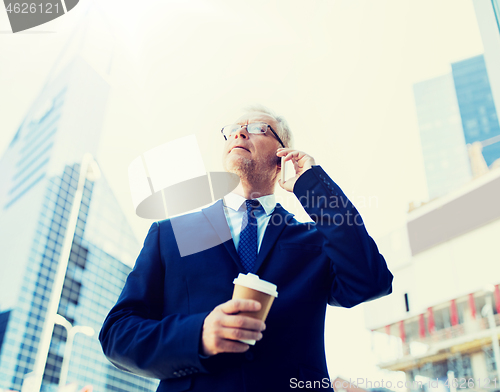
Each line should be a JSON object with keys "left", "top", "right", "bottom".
{"left": 99, "top": 166, "right": 393, "bottom": 392}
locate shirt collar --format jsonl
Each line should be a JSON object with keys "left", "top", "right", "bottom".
{"left": 223, "top": 192, "right": 276, "bottom": 216}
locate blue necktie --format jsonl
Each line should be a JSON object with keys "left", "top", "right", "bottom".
{"left": 238, "top": 200, "right": 260, "bottom": 273}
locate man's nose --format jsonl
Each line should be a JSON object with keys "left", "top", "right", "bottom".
{"left": 233, "top": 126, "right": 249, "bottom": 140}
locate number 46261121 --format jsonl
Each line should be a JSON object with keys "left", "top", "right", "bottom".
{"left": 5, "top": 3, "right": 61, "bottom": 14}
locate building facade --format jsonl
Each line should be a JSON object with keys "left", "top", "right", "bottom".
{"left": 414, "top": 54, "right": 500, "bottom": 201}
{"left": 473, "top": 0, "right": 500, "bottom": 126}
{"left": 0, "top": 58, "right": 157, "bottom": 392}
{"left": 413, "top": 74, "right": 472, "bottom": 200}
{"left": 452, "top": 55, "right": 500, "bottom": 168}
{"left": 365, "top": 168, "right": 500, "bottom": 391}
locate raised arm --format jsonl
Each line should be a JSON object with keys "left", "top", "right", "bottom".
{"left": 277, "top": 148, "right": 393, "bottom": 308}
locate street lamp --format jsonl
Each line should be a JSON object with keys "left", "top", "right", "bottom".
{"left": 481, "top": 285, "right": 500, "bottom": 383}
{"left": 54, "top": 314, "right": 94, "bottom": 390}
{"left": 29, "top": 153, "right": 100, "bottom": 392}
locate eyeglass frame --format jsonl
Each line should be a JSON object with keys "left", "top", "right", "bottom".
{"left": 221, "top": 122, "right": 285, "bottom": 148}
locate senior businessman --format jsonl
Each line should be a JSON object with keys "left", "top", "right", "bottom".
{"left": 99, "top": 105, "right": 393, "bottom": 392}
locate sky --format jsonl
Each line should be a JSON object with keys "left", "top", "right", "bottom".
{"left": 0, "top": 0, "right": 485, "bottom": 387}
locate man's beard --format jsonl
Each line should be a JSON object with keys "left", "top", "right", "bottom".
{"left": 223, "top": 154, "right": 277, "bottom": 184}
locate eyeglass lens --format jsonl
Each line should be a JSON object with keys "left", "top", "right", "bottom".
{"left": 224, "top": 123, "right": 266, "bottom": 136}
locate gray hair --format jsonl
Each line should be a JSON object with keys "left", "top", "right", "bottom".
{"left": 242, "top": 104, "right": 293, "bottom": 148}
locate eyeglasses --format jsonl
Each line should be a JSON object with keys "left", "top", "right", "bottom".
{"left": 221, "top": 122, "right": 285, "bottom": 148}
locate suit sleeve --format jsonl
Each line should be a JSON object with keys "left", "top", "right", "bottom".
{"left": 98, "top": 222, "right": 211, "bottom": 380}
{"left": 292, "top": 165, "right": 393, "bottom": 308}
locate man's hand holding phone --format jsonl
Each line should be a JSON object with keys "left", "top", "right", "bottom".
{"left": 277, "top": 148, "right": 316, "bottom": 193}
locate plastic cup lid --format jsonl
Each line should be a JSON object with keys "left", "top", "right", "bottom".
{"left": 233, "top": 273, "right": 278, "bottom": 297}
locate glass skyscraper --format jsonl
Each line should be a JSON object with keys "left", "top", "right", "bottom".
{"left": 472, "top": 1, "right": 500, "bottom": 147}
{"left": 413, "top": 74, "right": 473, "bottom": 200}
{"left": 414, "top": 54, "right": 500, "bottom": 200}
{"left": 451, "top": 54, "right": 500, "bottom": 167}
{"left": 0, "top": 57, "right": 158, "bottom": 392}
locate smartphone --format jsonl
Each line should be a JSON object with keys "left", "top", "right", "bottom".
{"left": 281, "top": 156, "right": 294, "bottom": 183}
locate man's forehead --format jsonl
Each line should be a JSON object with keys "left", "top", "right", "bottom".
{"left": 236, "top": 112, "right": 278, "bottom": 127}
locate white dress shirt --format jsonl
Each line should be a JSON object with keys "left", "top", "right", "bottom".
{"left": 222, "top": 193, "right": 276, "bottom": 253}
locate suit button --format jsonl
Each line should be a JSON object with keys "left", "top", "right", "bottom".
{"left": 178, "top": 369, "right": 187, "bottom": 376}
{"left": 319, "top": 174, "right": 324, "bottom": 179}
{"left": 173, "top": 371, "right": 180, "bottom": 377}
{"left": 245, "top": 351, "right": 254, "bottom": 361}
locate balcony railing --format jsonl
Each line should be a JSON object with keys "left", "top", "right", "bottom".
{"left": 410, "top": 314, "right": 499, "bottom": 346}
{"left": 377, "top": 314, "right": 500, "bottom": 366}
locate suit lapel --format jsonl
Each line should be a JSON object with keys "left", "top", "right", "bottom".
{"left": 202, "top": 200, "right": 242, "bottom": 271}
{"left": 253, "top": 203, "right": 294, "bottom": 273}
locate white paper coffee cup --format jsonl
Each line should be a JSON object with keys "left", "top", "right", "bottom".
{"left": 232, "top": 273, "right": 278, "bottom": 345}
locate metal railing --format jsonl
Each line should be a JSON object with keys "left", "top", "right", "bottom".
{"left": 379, "top": 315, "right": 500, "bottom": 364}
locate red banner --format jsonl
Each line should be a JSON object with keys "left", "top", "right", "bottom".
{"left": 419, "top": 313, "right": 426, "bottom": 338}
{"left": 468, "top": 293, "right": 476, "bottom": 320}
{"left": 450, "top": 299, "right": 458, "bottom": 326}
{"left": 427, "top": 307, "right": 435, "bottom": 334}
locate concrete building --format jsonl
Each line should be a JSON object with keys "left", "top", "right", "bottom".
{"left": 365, "top": 167, "right": 500, "bottom": 391}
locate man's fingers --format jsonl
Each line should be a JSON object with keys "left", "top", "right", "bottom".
{"left": 220, "top": 299, "right": 261, "bottom": 315}
{"left": 276, "top": 147, "right": 295, "bottom": 155}
{"left": 221, "top": 314, "right": 266, "bottom": 331}
{"left": 203, "top": 300, "right": 267, "bottom": 356}
{"left": 282, "top": 151, "right": 298, "bottom": 162}
{"left": 277, "top": 148, "right": 302, "bottom": 158}
{"left": 220, "top": 327, "right": 263, "bottom": 342}
{"left": 214, "top": 339, "right": 250, "bottom": 354}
